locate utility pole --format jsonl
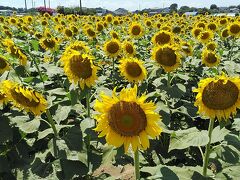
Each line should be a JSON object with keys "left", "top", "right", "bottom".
{"left": 49, "top": 0, "right": 50, "bottom": 8}
{"left": 44, "top": 0, "right": 46, "bottom": 10}
{"left": 25, "top": 0, "right": 27, "bottom": 11}
{"left": 79, "top": 0, "right": 82, "bottom": 15}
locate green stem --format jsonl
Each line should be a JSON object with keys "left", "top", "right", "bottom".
{"left": 46, "top": 109, "right": 58, "bottom": 137}
{"left": 32, "top": 57, "right": 44, "bottom": 85}
{"left": 228, "top": 38, "right": 236, "bottom": 62}
{"left": 203, "top": 119, "right": 215, "bottom": 177}
{"left": 167, "top": 72, "right": 171, "bottom": 88}
{"left": 86, "top": 88, "right": 91, "bottom": 118}
{"left": 134, "top": 150, "right": 140, "bottom": 180}
{"left": 112, "top": 58, "right": 115, "bottom": 87}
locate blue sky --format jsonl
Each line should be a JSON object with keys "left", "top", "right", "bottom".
{"left": 0, "top": 0, "right": 239, "bottom": 11}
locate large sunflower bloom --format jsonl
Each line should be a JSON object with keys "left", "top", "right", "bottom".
{"left": 122, "top": 40, "right": 136, "bottom": 57}
{"left": 94, "top": 85, "right": 162, "bottom": 153}
{"left": 62, "top": 51, "right": 98, "bottom": 89}
{"left": 1, "top": 80, "right": 47, "bottom": 116}
{"left": 151, "top": 44, "right": 181, "bottom": 72}
{"left": 119, "top": 57, "right": 147, "bottom": 83}
{"left": 40, "top": 37, "right": 58, "bottom": 51}
{"left": 193, "top": 74, "right": 240, "bottom": 120}
{"left": 228, "top": 22, "right": 240, "bottom": 38}
{"left": 129, "top": 22, "right": 144, "bottom": 39}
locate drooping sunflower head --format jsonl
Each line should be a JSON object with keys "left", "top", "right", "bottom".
{"left": 201, "top": 48, "right": 220, "bottom": 67}
{"left": 152, "top": 30, "right": 173, "bottom": 46}
{"left": 122, "top": 40, "right": 136, "bottom": 57}
{"left": 119, "top": 57, "right": 147, "bottom": 83}
{"left": 228, "top": 22, "right": 240, "bottom": 37}
{"left": 103, "top": 39, "right": 121, "bottom": 58}
{"left": 1, "top": 80, "right": 47, "bottom": 116}
{"left": 151, "top": 44, "right": 181, "bottom": 72}
{"left": 198, "top": 30, "right": 214, "bottom": 44}
{"left": 40, "top": 37, "right": 57, "bottom": 51}
{"left": 62, "top": 51, "right": 98, "bottom": 89}
{"left": 94, "top": 85, "right": 162, "bottom": 153}
{"left": 0, "top": 55, "right": 10, "bottom": 74}
{"left": 193, "top": 74, "right": 240, "bottom": 120}
{"left": 129, "top": 22, "right": 144, "bottom": 38}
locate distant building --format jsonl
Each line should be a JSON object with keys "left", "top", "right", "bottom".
{"left": 95, "top": 7, "right": 107, "bottom": 16}
{"left": 184, "top": 12, "right": 198, "bottom": 16}
{"left": 114, "top": 8, "right": 128, "bottom": 15}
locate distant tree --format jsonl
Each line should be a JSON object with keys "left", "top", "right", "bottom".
{"left": 179, "top": 6, "right": 190, "bottom": 13}
{"left": 210, "top": 4, "right": 218, "bottom": 10}
{"left": 170, "top": 3, "right": 178, "bottom": 12}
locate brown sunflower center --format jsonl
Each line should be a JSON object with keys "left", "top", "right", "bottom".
{"left": 43, "top": 39, "right": 56, "bottom": 49}
{"left": 125, "top": 44, "right": 134, "bottom": 54}
{"left": 0, "top": 57, "right": 7, "bottom": 69}
{"left": 11, "top": 88, "right": 40, "bottom": 107}
{"left": 205, "top": 52, "right": 217, "bottom": 64}
{"left": 70, "top": 55, "right": 92, "bottom": 79}
{"left": 65, "top": 29, "right": 73, "bottom": 37}
{"left": 87, "top": 28, "right": 95, "bottom": 37}
{"left": 194, "top": 29, "right": 201, "bottom": 37}
{"left": 155, "top": 48, "right": 177, "bottom": 66}
{"left": 131, "top": 25, "right": 141, "bottom": 36}
{"left": 208, "top": 24, "right": 217, "bottom": 31}
{"left": 155, "top": 32, "right": 171, "bottom": 45}
{"left": 230, "top": 24, "right": 240, "bottom": 34}
{"left": 106, "top": 41, "right": 120, "bottom": 54}
{"left": 108, "top": 101, "right": 147, "bottom": 136}
{"left": 202, "top": 80, "right": 239, "bottom": 110}
{"left": 0, "top": 92, "right": 5, "bottom": 100}
{"left": 126, "top": 62, "right": 142, "bottom": 77}
{"left": 201, "top": 32, "right": 210, "bottom": 40}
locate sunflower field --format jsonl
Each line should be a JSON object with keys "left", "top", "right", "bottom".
{"left": 0, "top": 12, "right": 240, "bottom": 179}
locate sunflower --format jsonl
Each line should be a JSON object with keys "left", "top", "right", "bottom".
{"left": 221, "top": 29, "right": 229, "bottom": 39}
{"left": 96, "top": 22, "right": 104, "bottom": 32}
{"left": 63, "top": 41, "right": 90, "bottom": 57}
{"left": 94, "top": 85, "right": 162, "bottom": 153}
{"left": 202, "top": 48, "right": 220, "bottom": 67}
{"left": 64, "top": 28, "right": 73, "bottom": 38}
{"left": 228, "top": 22, "right": 240, "bottom": 37}
{"left": 84, "top": 26, "right": 96, "bottom": 39}
{"left": 110, "top": 30, "right": 119, "bottom": 39}
{"left": 129, "top": 22, "right": 144, "bottom": 39}
{"left": 153, "top": 30, "right": 173, "bottom": 46}
{"left": 0, "top": 55, "right": 10, "bottom": 74}
{"left": 206, "top": 42, "right": 217, "bottom": 51}
{"left": 119, "top": 57, "right": 147, "bottom": 83}
{"left": 103, "top": 39, "right": 121, "bottom": 58}
{"left": 198, "top": 30, "right": 214, "bottom": 44}
{"left": 40, "top": 37, "right": 57, "bottom": 51}
{"left": 151, "top": 44, "right": 181, "bottom": 72}
{"left": 207, "top": 22, "right": 217, "bottom": 32}
{"left": 193, "top": 74, "right": 240, "bottom": 120}
{"left": 122, "top": 40, "right": 136, "bottom": 57}
{"left": 192, "top": 27, "right": 202, "bottom": 39}
{"left": 62, "top": 51, "right": 98, "bottom": 89}
{"left": 1, "top": 80, "right": 47, "bottom": 116}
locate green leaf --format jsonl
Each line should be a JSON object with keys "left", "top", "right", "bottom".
{"left": 18, "top": 118, "right": 40, "bottom": 134}
{"left": 102, "top": 146, "right": 117, "bottom": 164}
{"left": 0, "top": 116, "right": 13, "bottom": 144}
{"left": 30, "top": 40, "right": 39, "bottom": 51}
{"left": 53, "top": 105, "right": 72, "bottom": 124}
{"left": 232, "top": 118, "right": 240, "bottom": 131}
{"left": 215, "top": 165, "right": 240, "bottom": 179}
{"left": 62, "top": 126, "right": 83, "bottom": 151}
{"left": 169, "top": 128, "right": 209, "bottom": 151}
{"left": 31, "top": 158, "right": 53, "bottom": 178}
{"left": 211, "top": 126, "right": 230, "bottom": 144}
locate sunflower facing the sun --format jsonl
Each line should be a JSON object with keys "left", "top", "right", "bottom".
{"left": 62, "top": 51, "right": 98, "bottom": 89}
{"left": 119, "top": 57, "right": 147, "bottom": 83}
{"left": 193, "top": 74, "right": 240, "bottom": 120}
{"left": 94, "top": 85, "right": 162, "bottom": 153}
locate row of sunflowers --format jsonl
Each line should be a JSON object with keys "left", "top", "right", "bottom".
{"left": 0, "top": 12, "right": 240, "bottom": 179}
